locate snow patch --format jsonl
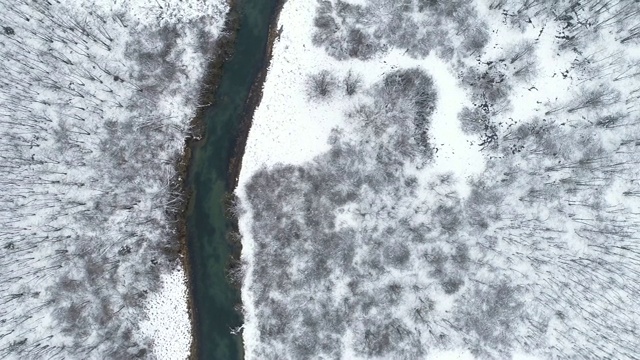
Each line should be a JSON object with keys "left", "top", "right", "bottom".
{"left": 141, "top": 265, "right": 192, "bottom": 360}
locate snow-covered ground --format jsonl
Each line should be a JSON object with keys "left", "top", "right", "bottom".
{"left": 238, "top": 0, "right": 640, "bottom": 358}
{"left": 237, "top": 0, "right": 485, "bottom": 352}
{"left": 0, "top": 0, "right": 228, "bottom": 358}
{"left": 140, "top": 268, "right": 192, "bottom": 360}
{"left": 237, "top": 0, "right": 487, "bottom": 357}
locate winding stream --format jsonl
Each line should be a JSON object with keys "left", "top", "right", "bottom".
{"left": 185, "top": 0, "right": 280, "bottom": 358}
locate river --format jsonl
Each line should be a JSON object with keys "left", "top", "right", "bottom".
{"left": 185, "top": 0, "right": 280, "bottom": 358}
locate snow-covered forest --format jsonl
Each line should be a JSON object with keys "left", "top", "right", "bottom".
{"left": 0, "top": 0, "right": 227, "bottom": 358}
{"left": 238, "top": 0, "right": 640, "bottom": 358}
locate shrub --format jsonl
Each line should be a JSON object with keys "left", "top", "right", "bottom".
{"left": 343, "top": 69, "right": 363, "bottom": 96}
{"left": 383, "top": 242, "right": 411, "bottom": 268}
{"left": 306, "top": 70, "right": 338, "bottom": 100}
{"left": 441, "top": 277, "right": 464, "bottom": 294}
{"left": 346, "top": 28, "right": 377, "bottom": 59}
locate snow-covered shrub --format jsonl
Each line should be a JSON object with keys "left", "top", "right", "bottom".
{"left": 312, "top": 0, "right": 488, "bottom": 59}
{"left": 347, "top": 68, "right": 437, "bottom": 165}
{"left": 343, "top": 69, "right": 363, "bottom": 96}
{"left": 306, "top": 69, "right": 339, "bottom": 99}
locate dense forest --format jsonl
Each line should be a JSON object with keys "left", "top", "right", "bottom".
{"left": 239, "top": 0, "right": 640, "bottom": 358}
{"left": 0, "top": 0, "right": 227, "bottom": 358}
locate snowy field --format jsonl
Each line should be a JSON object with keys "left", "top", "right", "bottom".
{"left": 0, "top": 0, "right": 227, "bottom": 358}
{"left": 238, "top": 0, "right": 640, "bottom": 358}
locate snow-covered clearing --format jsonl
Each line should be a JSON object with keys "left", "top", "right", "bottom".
{"left": 0, "top": 0, "right": 227, "bottom": 358}
{"left": 238, "top": 0, "right": 640, "bottom": 358}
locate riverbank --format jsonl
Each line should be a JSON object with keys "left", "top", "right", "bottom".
{"left": 234, "top": 0, "right": 351, "bottom": 357}
{"left": 225, "top": 0, "right": 285, "bottom": 302}
{"left": 222, "top": 0, "right": 285, "bottom": 353}
{"left": 174, "top": 1, "right": 240, "bottom": 358}
{"left": 227, "top": 0, "right": 285, "bottom": 191}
